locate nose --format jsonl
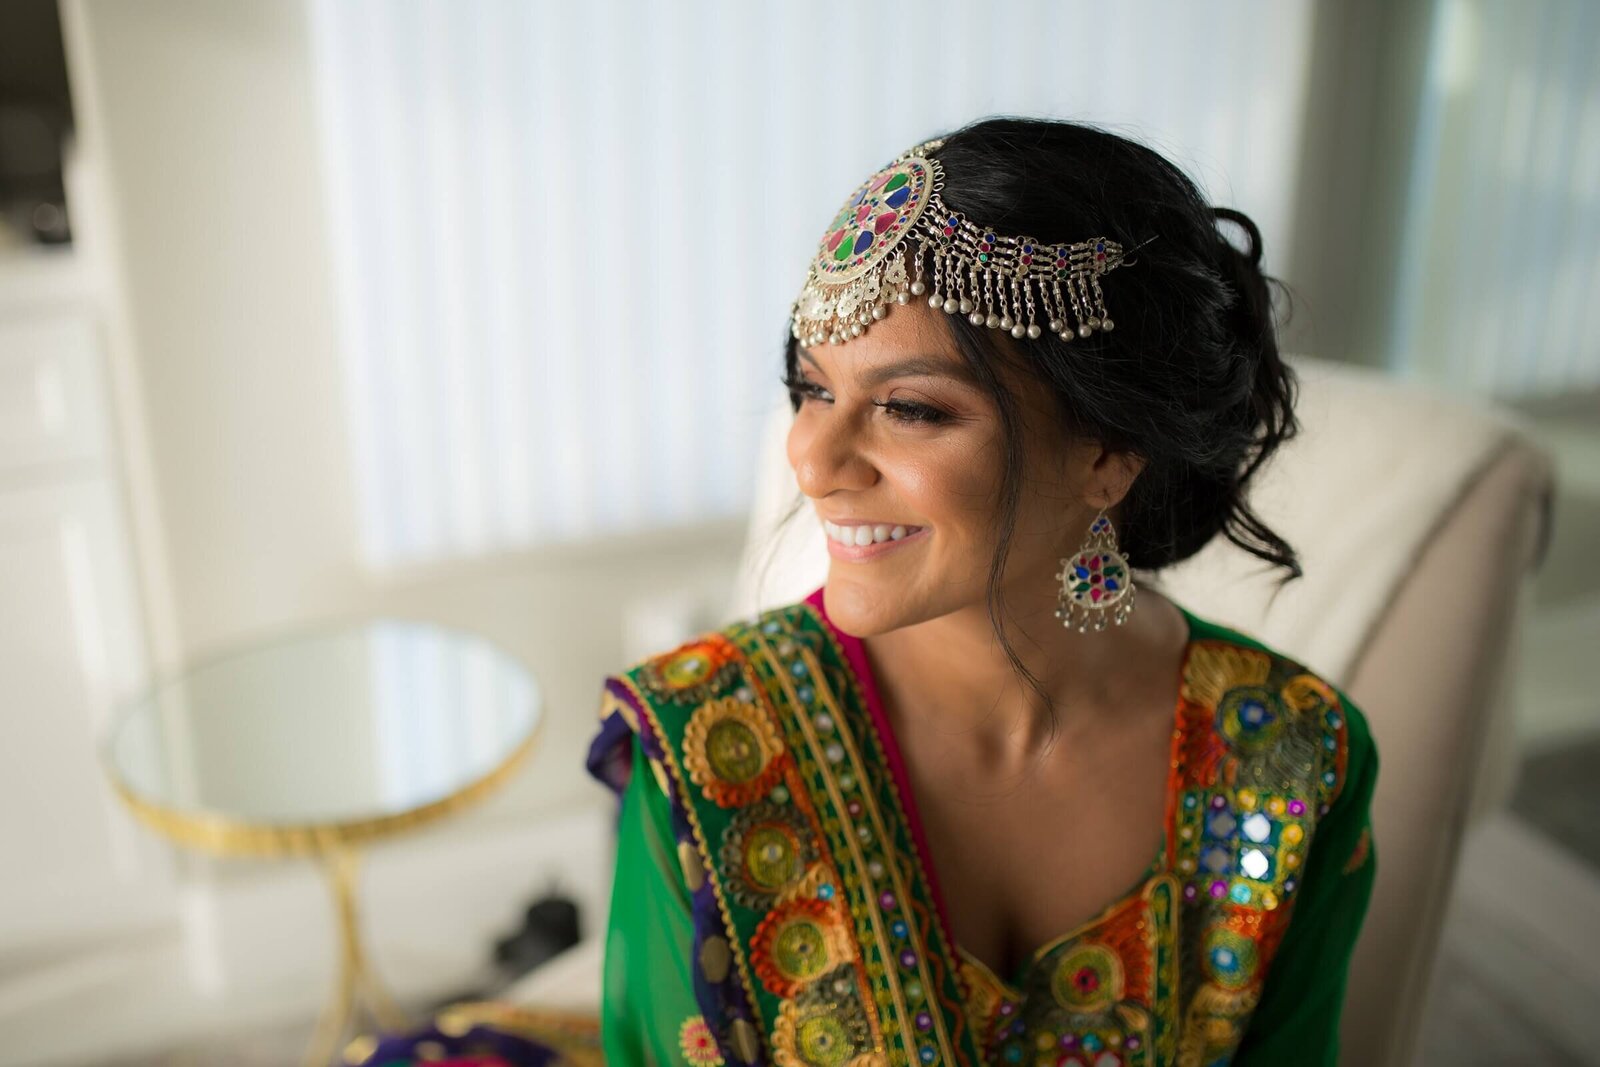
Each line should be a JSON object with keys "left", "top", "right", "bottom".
{"left": 787, "top": 407, "right": 878, "bottom": 500}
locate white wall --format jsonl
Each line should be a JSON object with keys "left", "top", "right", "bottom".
{"left": 66, "top": 0, "right": 362, "bottom": 663}
{"left": 52, "top": 0, "right": 746, "bottom": 1021}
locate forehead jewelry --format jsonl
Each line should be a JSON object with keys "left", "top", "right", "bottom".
{"left": 791, "top": 137, "right": 1131, "bottom": 347}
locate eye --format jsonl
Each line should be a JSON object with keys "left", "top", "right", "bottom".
{"left": 780, "top": 374, "right": 951, "bottom": 426}
{"left": 780, "top": 373, "right": 831, "bottom": 405}
{"left": 873, "top": 397, "right": 950, "bottom": 425}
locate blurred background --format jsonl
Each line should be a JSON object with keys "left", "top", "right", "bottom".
{"left": 0, "top": 0, "right": 1595, "bottom": 1064}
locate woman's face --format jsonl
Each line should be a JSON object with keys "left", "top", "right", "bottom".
{"left": 785, "top": 298, "right": 1140, "bottom": 638}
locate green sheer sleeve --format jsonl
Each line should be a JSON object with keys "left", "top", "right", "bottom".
{"left": 600, "top": 736, "right": 705, "bottom": 1067}
{"left": 1233, "top": 689, "right": 1380, "bottom": 1065}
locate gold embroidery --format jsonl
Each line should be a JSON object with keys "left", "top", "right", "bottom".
{"left": 771, "top": 967, "right": 884, "bottom": 1067}
{"left": 1181, "top": 645, "right": 1273, "bottom": 708}
{"left": 679, "top": 839, "right": 707, "bottom": 892}
{"left": 729, "top": 1018, "right": 762, "bottom": 1063}
{"left": 700, "top": 936, "right": 733, "bottom": 983}
{"left": 599, "top": 686, "right": 637, "bottom": 732}
{"left": 752, "top": 899, "right": 854, "bottom": 997}
{"left": 683, "top": 697, "right": 787, "bottom": 807}
{"left": 1175, "top": 982, "right": 1261, "bottom": 1067}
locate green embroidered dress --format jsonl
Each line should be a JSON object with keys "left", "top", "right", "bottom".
{"left": 586, "top": 586, "right": 1378, "bottom": 1066}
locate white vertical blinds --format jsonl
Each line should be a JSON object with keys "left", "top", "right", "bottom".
{"left": 1394, "top": 0, "right": 1600, "bottom": 398}
{"left": 309, "top": 0, "right": 1316, "bottom": 567}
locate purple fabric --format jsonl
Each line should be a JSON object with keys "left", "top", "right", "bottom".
{"left": 350, "top": 1019, "right": 571, "bottom": 1065}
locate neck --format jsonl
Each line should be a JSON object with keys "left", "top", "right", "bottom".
{"left": 859, "top": 577, "right": 1181, "bottom": 758}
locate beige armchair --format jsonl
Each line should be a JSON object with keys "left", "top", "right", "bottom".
{"left": 517, "top": 354, "right": 1556, "bottom": 1066}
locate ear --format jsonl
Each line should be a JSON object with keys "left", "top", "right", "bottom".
{"left": 1085, "top": 447, "right": 1148, "bottom": 511}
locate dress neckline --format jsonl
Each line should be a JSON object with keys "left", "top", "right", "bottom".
{"left": 802, "top": 584, "right": 1199, "bottom": 995}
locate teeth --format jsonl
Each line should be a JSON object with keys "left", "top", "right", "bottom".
{"left": 822, "top": 520, "right": 922, "bottom": 546}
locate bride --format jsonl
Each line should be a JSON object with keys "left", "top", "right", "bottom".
{"left": 586, "top": 116, "right": 1377, "bottom": 1067}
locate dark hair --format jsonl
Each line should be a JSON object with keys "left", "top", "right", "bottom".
{"left": 770, "top": 116, "right": 1301, "bottom": 726}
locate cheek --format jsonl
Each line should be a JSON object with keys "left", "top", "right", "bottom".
{"left": 893, "top": 438, "right": 1001, "bottom": 531}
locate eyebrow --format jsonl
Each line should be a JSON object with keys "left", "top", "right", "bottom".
{"left": 797, "top": 347, "right": 978, "bottom": 388}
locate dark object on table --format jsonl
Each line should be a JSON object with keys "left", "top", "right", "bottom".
{"left": 496, "top": 892, "right": 582, "bottom": 975}
{"left": 426, "top": 890, "right": 584, "bottom": 1008}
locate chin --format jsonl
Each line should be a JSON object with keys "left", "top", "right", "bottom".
{"left": 822, "top": 570, "right": 920, "bottom": 637}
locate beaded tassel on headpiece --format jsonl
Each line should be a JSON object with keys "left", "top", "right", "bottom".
{"left": 791, "top": 138, "right": 1131, "bottom": 347}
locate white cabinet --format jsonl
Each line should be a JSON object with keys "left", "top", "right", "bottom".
{"left": 0, "top": 253, "right": 173, "bottom": 955}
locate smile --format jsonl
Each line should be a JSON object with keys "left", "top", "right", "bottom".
{"left": 820, "top": 519, "right": 929, "bottom": 561}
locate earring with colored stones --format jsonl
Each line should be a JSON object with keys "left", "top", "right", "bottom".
{"left": 1055, "top": 508, "right": 1136, "bottom": 633}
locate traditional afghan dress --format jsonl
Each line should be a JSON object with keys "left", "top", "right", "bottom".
{"left": 584, "top": 586, "right": 1377, "bottom": 1067}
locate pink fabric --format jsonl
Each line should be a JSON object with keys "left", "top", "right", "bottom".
{"left": 801, "top": 585, "right": 958, "bottom": 943}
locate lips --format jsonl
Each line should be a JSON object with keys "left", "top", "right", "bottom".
{"left": 823, "top": 523, "right": 930, "bottom": 562}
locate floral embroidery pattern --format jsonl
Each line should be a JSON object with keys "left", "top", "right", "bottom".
{"left": 614, "top": 600, "right": 1357, "bottom": 1067}
{"left": 982, "top": 881, "right": 1169, "bottom": 1066}
{"left": 771, "top": 965, "right": 882, "bottom": 1067}
{"left": 683, "top": 696, "right": 788, "bottom": 808}
{"left": 737, "top": 611, "right": 973, "bottom": 1063}
{"left": 639, "top": 635, "right": 744, "bottom": 707}
{"left": 751, "top": 899, "right": 854, "bottom": 998}
{"left": 721, "top": 802, "right": 817, "bottom": 909}
{"left": 680, "top": 1014, "right": 726, "bottom": 1066}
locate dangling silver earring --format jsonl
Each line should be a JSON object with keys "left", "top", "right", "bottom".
{"left": 1054, "top": 507, "right": 1137, "bottom": 633}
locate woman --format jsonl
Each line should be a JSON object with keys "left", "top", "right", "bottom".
{"left": 585, "top": 117, "right": 1377, "bottom": 1067}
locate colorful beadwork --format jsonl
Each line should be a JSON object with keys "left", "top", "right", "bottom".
{"left": 603, "top": 591, "right": 1360, "bottom": 1067}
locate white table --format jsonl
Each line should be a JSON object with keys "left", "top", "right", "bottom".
{"left": 101, "top": 618, "right": 542, "bottom": 1066}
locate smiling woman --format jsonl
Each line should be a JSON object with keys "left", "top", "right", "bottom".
{"left": 359, "top": 116, "right": 1377, "bottom": 1067}
{"left": 575, "top": 117, "right": 1378, "bottom": 1067}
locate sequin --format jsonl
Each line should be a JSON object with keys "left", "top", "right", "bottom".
{"left": 1241, "top": 813, "right": 1272, "bottom": 843}
{"left": 1240, "top": 848, "right": 1269, "bottom": 879}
